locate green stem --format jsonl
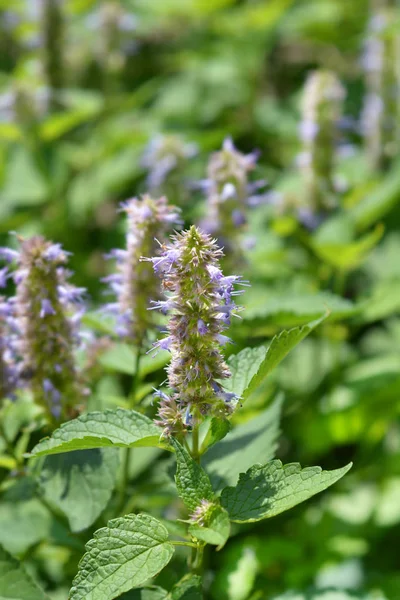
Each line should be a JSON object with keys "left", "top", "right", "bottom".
{"left": 191, "top": 414, "right": 200, "bottom": 464}
{"left": 118, "top": 346, "right": 142, "bottom": 513}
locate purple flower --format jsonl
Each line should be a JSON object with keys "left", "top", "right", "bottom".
{"left": 1, "top": 236, "right": 88, "bottom": 421}
{"left": 149, "top": 226, "right": 246, "bottom": 435}
{"left": 103, "top": 194, "right": 181, "bottom": 345}
{"left": 200, "top": 138, "right": 264, "bottom": 264}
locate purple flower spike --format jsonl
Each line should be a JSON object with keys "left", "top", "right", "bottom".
{"left": 103, "top": 194, "right": 181, "bottom": 345}
{"left": 148, "top": 226, "right": 245, "bottom": 435}
{"left": 200, "top": 137, "right": 264, "bottom": 264}
{"left": 2, "top": 236, "right": 87, "bottom": 421}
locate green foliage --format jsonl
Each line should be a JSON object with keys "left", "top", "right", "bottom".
{"left": 221, "top": 460, "right": 352, "bottom": 522}
{"left": 39, "top": 448, "right": 119, "bottom": 532}
{"left": 0, "top": 544, "right": 49, "bottom": 600}
{"left": 69, "top": 514, "right": 174, "bottom": 600}
{"left": 203, "top": 396, "right": 283, "bottom": 491}
{"left": 188, "top": 505, "right": 230, "bottom": 548}
{"left": 225, "top": 316, "right": 326, "bottom": 400}
{"left": 171, "top": 438, "right": 215, "bottom": 512}
{"left": 30, "top": 409, "right": 164, "bottom": 456}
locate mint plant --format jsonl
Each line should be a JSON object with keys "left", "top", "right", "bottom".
{"left": 14, "top": 225, "right": 351, "bottom": 600}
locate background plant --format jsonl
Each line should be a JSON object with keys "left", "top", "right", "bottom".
{"left": 1, "top": 0, "right": 400, "bottom": 599}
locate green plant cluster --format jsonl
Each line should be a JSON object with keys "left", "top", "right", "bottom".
{"left": 1, "top": 1, "right": 400, "bottom": 599}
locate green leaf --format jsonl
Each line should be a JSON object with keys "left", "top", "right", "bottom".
{"left": 200, "top": 418, "right": 231, "bottom": 453}
{"left": 227, "top": 316, "right": 326, "bottom": 401}
{"left": 117, "top": 586, "right": 168, "bottom": 600}
{"left": 171, "top": 438, "right": 215, "bottom": 512}
{"left": 99, "top": 343, "right": 169, "bottom": 376}
{"left": 189, "top": 505, "right": 230, "bottom": 548}
{"left": 311, "top": 225, "right": 383, "bottom": 271}
{"left": 39, "top": 448, "right": 119, "bottom": 532}
{"left": 30, "top": 409, "right": 164, "bottom": 456}
{"left": 350, "top": 160, "right": 400, "bottom": 230}
{"left": 0, "top": 544, "right": 50, "bottom": 600}
{"left": 69, "top": 514, "right": 174, "bottom": 600}
{"left": 170, "top": 575, "right": 202, "bottom": 600}
{"left": 203, "top": 395, "right": 283, "bottom": 492}
{"left": 221, "top": 460, "right": 353, "bottom": 522}
{"left": 223, "top": 346, "right": 268, "bottom": 399}
{"left": 242, "top": 291, "right": 356, "bottom": 326}
{"left": 273, "top": 590, "right": 388, "bottom": 600}
{"left": 0, "top": 479, "right": 53, "bottom": 555}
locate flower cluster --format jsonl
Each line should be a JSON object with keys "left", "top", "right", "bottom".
{"left": 141, "top": 134, "right": 197, "bottom": 202}
{"left": 361, "top": 7, "right": 400, "bottom": 170}
{"left": 148, "top": 226, "right": 245, "bottom": 435}
{"left": 201, "top": 137, "right": 261, "bottom": 263}
{"left": 0, "top": 236, "right": 87, "bottom": 421}
{"left": 103, "top": 195, "right": 181, "bottom": 345}
{"left": 0, "top": 296, "right": 18, "bottom": 402}
{"left": 298, "top": 70, "right": 345, "bottom": 220}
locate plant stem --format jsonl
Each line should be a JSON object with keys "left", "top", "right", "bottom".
{"left": 191, "top": 413, "right": 200, "bottom": 464}
{"left": 118, "top": 346, "right": 142, "bottom": 513}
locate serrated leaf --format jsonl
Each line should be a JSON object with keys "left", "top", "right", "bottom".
{"left": 70, "top": 514, "right": 174, "bottom": 600}
{"left": 221, "top": 460, "right": 352, "bottom": 522}
{"left": 30, "top": 409, "right": 164, "bottom": 456}
{"left": 223, "top": 346, "right": 267, "bottom": 398}
{"left": 228, "top": 316, "right": 326, "bottom": 401}
{"left": 171, "top": 438, "right": 215, "bottom": 512}
{"left": 0, "top": 544, "right": 50, "bottom": 600}
{"left": 39, "top": 448, "right": 119, "bottom": 532}
{"left": 203, "top": 395, "right": 282, "bottom": 492}
{"left": 170, "top": 575, "right": 202, "bottom": 600}
{"left": 189, "top": 505, "right": 230, "bottom": 548}
{"left": 200, "top": 418, "right": 231, "bottom": 453}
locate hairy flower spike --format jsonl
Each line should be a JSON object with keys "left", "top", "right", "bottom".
{"left": 1, "top": 236, "right": 87, "bottom": 421}
{"left": 361, "top": 4, "right": 400, "bottom": 171}
{"left": 299, "top": 70, "right": 345, "bottom": 218}
{"left": 201, "top": 138, "right": 260, "bottom": 264}
{"left": 103, "top": 195, "right": 181, "bottom": 345}
{"left": 149, "top": 226, "right": 246, "bottom": 435}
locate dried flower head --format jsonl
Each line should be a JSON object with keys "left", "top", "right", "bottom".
{"left": 0, "top": 236, "right": 87, "bottom": 421}
{"left": 147, "top": 226, "right": 246, "bottom": 435}
{"left": 299, "top": 70, "right": 345, "bottom": 216}
{"left": 103, "top": 194, "right": 181, "bottom": 345}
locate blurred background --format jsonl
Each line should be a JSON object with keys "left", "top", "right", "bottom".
{"left": 1, "top": 0, "right": 400, "bottom": 598}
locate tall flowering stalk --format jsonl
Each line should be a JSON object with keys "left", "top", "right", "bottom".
{"left": 201, "top": 138, "right": 260, "bottom": 265}
{"left": 299, "top": 70, "right": 345, "bottom": 219}
{"left": 147, "top": 226, "right": 245, "bottom": 437}
{"left": 42, "top": 0, "right": 64, "bottom": 107}
{"left": 141, "top": 135, "right": 197, "bottom": 205}
{"left": 361, "top": 2, "right": 400, "bottom": 171}
{"left": 0, "top": 237, "right": 86, "bottom": 422}
{"left": 103, "top": 195, "right": 181, "bottom": 347}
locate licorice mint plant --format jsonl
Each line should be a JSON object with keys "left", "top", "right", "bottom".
{"left": 27, "top": 226, "right": 352, "bottom": 600}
